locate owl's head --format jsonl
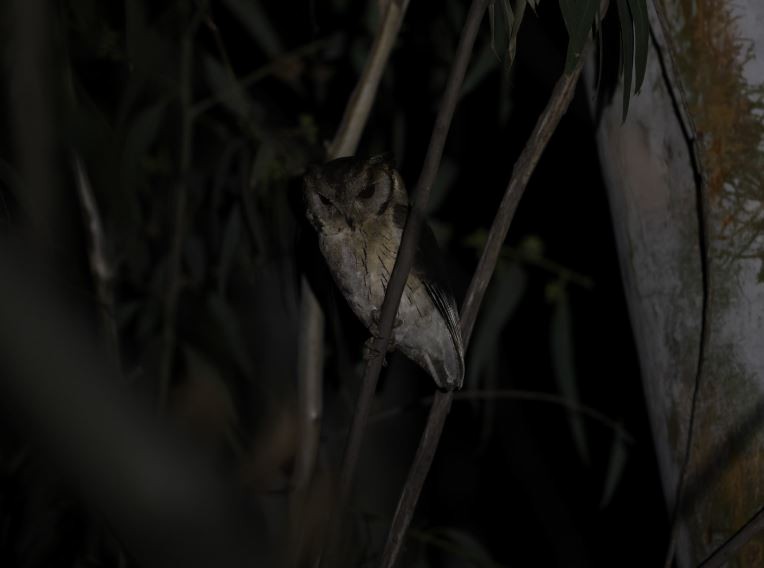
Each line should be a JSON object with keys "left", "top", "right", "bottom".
{"left": 303, "top": 155, "right": 407, "bottom": 236}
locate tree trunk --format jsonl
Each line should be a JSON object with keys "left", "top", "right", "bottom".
{"left": 588, "top": 0, "right": 764, "bottom": 565}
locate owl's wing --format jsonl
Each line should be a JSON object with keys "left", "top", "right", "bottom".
{"left": 414, "top": 224, "right": 465, "bottom": 362}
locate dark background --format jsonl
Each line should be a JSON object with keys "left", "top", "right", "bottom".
{"left": 0, "top": 0, "right": 668, "bottom": 566}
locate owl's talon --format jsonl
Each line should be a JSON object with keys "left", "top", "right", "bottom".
{"left": 304, "top": 157, "right": 464, "bottom": 390}
{"left": 370, "top": 309, "right": 403, "bottom": 335}
{"left": 364, "top": 335, "right": 395, "bottom": 367}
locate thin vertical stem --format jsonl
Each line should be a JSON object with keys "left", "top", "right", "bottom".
{"left": 158, "top": 12, "right": 202, "bottom": 406}
{"left": 380, "top": 49, "right": 587, "bottom": 568}
{"left": 337, "top": 0, "right": 492, "bottom": 515}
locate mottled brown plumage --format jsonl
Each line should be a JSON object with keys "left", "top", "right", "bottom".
{"left": 303, "top": 155, "right": 464, "bottom": 389}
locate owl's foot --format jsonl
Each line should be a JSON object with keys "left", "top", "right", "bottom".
{"left": 363, "top": 336, "right": 395, "bottom": 366}
{"left": 365, "top": 309, "right": 401, "bottom": 366}
{"left": 369, "top": 308, "right": 402, "bottom": 336}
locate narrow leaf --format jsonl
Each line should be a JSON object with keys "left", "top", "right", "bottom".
{"left": 501, "top": 0, "right": 515, "bottom": 44}
{"left": 549, "top": 284, "right": 589, "bottom": 464}
{"left": 461, "top": 43, "right": 501, "bottom": 99}
{"left": 218, "top": 204, "right": 242, "bottom": 294}
{"left": 488, "top": 1, "right": 499, "bottom": 59}
{"left": 627, "top": 0, "right": 649, "bottom": 92}
{"left": 616, "top": 0, "right": 634, "bottom": 120}
{"left": 466, "top": 262, "right": 527, "bottom": 390}
{"left": 220, "top": 0, "right": 283, "bottom": 57}
{"left": 600, "top": 428, "right": 629, "bottom": 507}
{"left": 429, "top": 527, "right": 497, "bottom": 565}
{"left": 202, "top": 54, "right": 251, "bottom": 122}
{"left": 559, "top": 0, "right": 600, "bottom": 73}
{"left": 507, "top": 0, "right": 527, "bottom": 66}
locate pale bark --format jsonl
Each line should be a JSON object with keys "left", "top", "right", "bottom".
{"left": 589, "top": 0, "right": 764, "bottom": 564}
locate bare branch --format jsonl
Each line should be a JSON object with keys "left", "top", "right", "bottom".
{"left": 697, "top": 505, "right": 764, "bottom": 568}
{"left": 370, "top": 388, "right": 634, "bottom": 442}
{"left": 380, "top": 390, "right": 452, "bottom": 567}
{"left": 459, "top": 62, "right": 584, "bottom": 346}
{"left": 380, "top": 39, "right": 588, "bottom": 568}
{"left": 328, "top": 0, "right": 411, "bottom": 159}
{"left": 337, "top": 0, "right": 491, "bottom": 519}
{"left": 296, "top": 1, "right": 412, "bottom": 563}
{"left": 296, "top": 0, "right": 412, "bottom": 499}
{"left": 293, "top": 279, "right": 325, "bottom": 491}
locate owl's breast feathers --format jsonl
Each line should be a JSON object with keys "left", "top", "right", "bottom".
{"left": 319, "top": 215, "right": 464, "bottom": 389}
{"left": 305, "top": 156, "right": 464, "bottom": 389}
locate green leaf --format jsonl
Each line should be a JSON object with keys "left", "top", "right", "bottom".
{"left": 616, "top": 0, "right": 634, "bottom": 120}
{"left": 549, "top": 284, "right": 589, "bottom": 464}
{"left": 220, "top": 0, "right": 283, "bottom": 57}
{"left": 507, "top": 0, "right": 527, "bottom": 66}
{"left": 202, "top": 54, "right": 251, "bottom": 122}
{"left": 428, "top": 159, "right": 460, "bottom": 213}
{"left": 466, "top": 262, "right": 527, "bottom": 390}
{"left": 426, "top": 527, "right": 498, "bottom": 566}
{"left": 500, "top": 0, "right": 515, "bottom": 50}
{"left": 218, "top": 205, "right": 243, "bottom": 294}
{"left": 600, "top": 428, "right": 629, "bottom": 507}
{"left": 559, "top": 0, "right": 599, "bottom": 74}
{"left": 488, "top": 1, "right": 498, "bottom": 59}
{"left": 461, "top": 43, "right": 501, "bottom": 99}
{"left": 627, "top": 0, "right": 649, "bottom": 93}
{"left": 120, "top": 100, "right": 169, "bottom": 195}
{"left": 207, "top": 295, "right": 254, "bottom": 378}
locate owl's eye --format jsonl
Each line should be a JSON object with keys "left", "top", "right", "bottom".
{"left": 318, "top": 194, "right": 332, "bottom": 206}
{"left": 358, "top": 184, "right": 376, "bottom": 199}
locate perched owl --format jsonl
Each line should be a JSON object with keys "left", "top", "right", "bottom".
{"left": 303, "top": 155, "right": 464, "bottom": 390}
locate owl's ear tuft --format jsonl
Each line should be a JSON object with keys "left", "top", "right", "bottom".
{"left": 368, "top": 153, "right": 395, "bottom": 168}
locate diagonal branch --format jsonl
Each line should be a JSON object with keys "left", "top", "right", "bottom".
{"left": 697, "top": 504, "right": 764, "bottom": 568}
{"left": 296, "top": 0, "right": 412, "bottom": 499}
{"left": 380, "top": 42, "right": 589, "bottom": 568}
{"left": 336, "top": 0, "right": 492, "bottom": 516}
{"left": 328, "top": 0, "right": 410, "bottom": 159}
{"left": 295, "top": 2, "right": 411, "bottom": 564}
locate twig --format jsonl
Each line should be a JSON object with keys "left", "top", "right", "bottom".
{"left": 72, "top": 155, "right": 121, "bottom": 367}
{"left": 191, "top": 37, "right": 334, "bottom": 117}
{"left": 465, "top": 237, "right": 595, "bottom": 289}
{"left": 297, "top": 1, "right": 412, "bottom": 563}
{"left": 338, "top": 0, "right": 491, "bottom": 521}
{"left": 379, "top": 37, "right": 589, "bottom": 568}
{"left": 293, "top": 280, "right": 325, "bottom": 492}
{"left": 406, "top": 527, "right": 509, "bottom": 568}
{"left": 158, "top": 10, "right": 203, "bottom": 407}
{"left": 328, "top": 0, "right": 410, "bottom": 158}
{"left": 697, "top": 504, "right": 764, "bottom": 568}
{"left": 299, "top": 0, "right": 412, "bottom": 500}
{"left": 647, "top": 2, "right": 712, "bottom": 566}
{"left": 370, "top": 389, "right": 634, "bottom": 443}
{"left": 459, "top": 64, "right": 585, "bottom": 346}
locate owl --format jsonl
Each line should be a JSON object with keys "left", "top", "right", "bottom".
{"left": 303, "top": 155, "right": 464, "bottom": 390}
